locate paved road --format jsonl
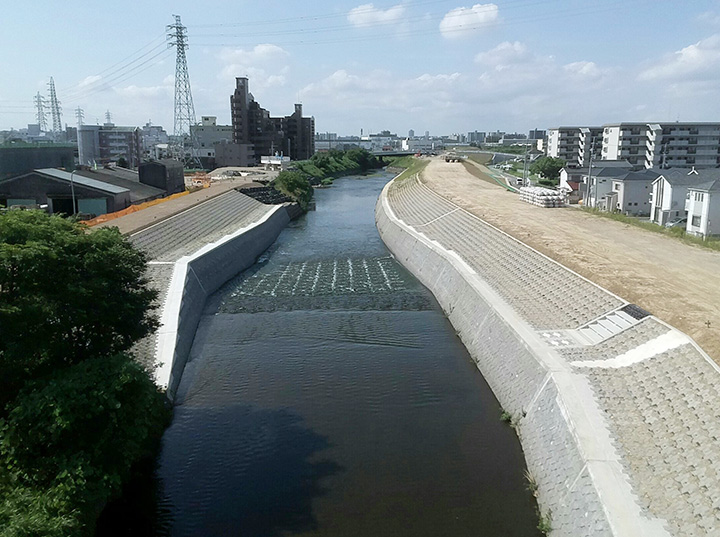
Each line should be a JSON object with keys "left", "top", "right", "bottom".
{"left": 420, "top": 157, "right": 720, "bottom": 363}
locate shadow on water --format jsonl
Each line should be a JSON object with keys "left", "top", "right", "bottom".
{"left": 154, "top": 404, "right": 341, "bottom": 537}
{"left": 96, "top": 404, "right": 340, "bottom": 537}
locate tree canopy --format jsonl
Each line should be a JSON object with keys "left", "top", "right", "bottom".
{"left": 0, "top": 210, "right": 166, "bottom": 536}
{"left": 529, "top": 156, "right": 566, "bottom": 180}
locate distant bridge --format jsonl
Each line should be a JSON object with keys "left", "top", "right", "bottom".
{"left": 371, "top": 150, "right": 419, "bottom": 157}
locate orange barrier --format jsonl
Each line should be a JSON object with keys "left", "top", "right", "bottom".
{"left": 82, "top": 190, "right": 190, "bottom": 227}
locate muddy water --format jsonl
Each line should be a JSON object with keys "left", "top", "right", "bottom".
{"left": 154, "top": 172, "right": 541, "bottom": 536}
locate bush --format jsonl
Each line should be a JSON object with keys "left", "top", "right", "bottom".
{"left": 273, "top": 171, "right": 313, "bottom": 210}
{"left": 0, "top": 354, "right": 169, "bottom": 536}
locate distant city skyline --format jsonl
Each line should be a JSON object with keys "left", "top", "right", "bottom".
{"left": 3, "top": 1, "right": 720, "bottom": 135}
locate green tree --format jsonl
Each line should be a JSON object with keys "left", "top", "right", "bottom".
{"left": 0, "top": 211, "right": 158, "bottom": 410}
{"left": 529, "top": 156, "right": 566, "bottom": 180}
{"left": 116, "top": 157, "right": 129, "bottom": 169}
{"left": 0, "top": 354, "right": 169, "bottom": 536}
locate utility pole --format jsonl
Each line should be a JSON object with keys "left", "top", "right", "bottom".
{"left": 587, "top": 139, "right": 595, "bottom": 209}
{"left": 47, "top": 77, "right": 63, "bottom": 139}
{"left": 34, "top": 92, "right": 48, "bottom": 132}
{"left": 522, "top": 143, "right": 530, "bottom": 187}
{"left": 167, "top": 15, "right": 201, "bottom": 168}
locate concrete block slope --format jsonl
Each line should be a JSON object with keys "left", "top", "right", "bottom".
{"left": 376, "top": 173, "right": 720, "bottom": 537}
{"left": 125, "top": 188, "right": 293, "bottom": 398}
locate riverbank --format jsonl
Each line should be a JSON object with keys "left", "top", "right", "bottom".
{"left": 377, "top": 168, "right": 720, "bottom": 537}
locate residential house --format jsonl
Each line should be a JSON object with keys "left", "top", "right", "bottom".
{"left": 559, "top": 161, "right": 633, "bottom": 205}
{"left": 649, "top": 168, "right": 718, "bottom": 225}
{"left": 602, "top": 169, "right": 660, "bottom": 216}
{"left": 686, "top": 179, "right": 720, "bottom": 237}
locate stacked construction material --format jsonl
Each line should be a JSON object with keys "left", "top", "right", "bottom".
{"left": 519, "top": 186, "right": 566, "bottom": 208}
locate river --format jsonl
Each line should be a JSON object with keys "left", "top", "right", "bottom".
{"left": 108, "top": 171, "right": 541, "bottom": 536}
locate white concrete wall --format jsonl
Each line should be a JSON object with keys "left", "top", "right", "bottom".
{"left": 155, "top": 206, "right": 292, "bottom": 399}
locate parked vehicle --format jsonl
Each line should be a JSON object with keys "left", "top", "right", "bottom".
{"left": 665, "top": 217, "right": 687, "bottom": 228}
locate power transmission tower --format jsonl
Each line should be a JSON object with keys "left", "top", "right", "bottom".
{"left": 105, "top": 110, "right": 112, "bottom": 125}
{"left": 47, "top": 77, "right": 63, "bottom": 139}
{"left": 34, "top": 92, "right": 48, "bottom": 132}
{"left": 75, "top": 107, "right": 85, "bottom": 126}
{"left": 167, "top": 14, "right": 201, "bottom": 168}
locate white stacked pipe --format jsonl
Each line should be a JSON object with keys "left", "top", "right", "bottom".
{"left": 518, "top": 186, "right": 566, "bottom": 208}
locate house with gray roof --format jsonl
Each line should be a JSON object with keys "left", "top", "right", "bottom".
{"left": 686, "top": 178, "right": 720, "bottom": 237}
{"left": 597, "top": 169, "right": 660, "bottom": 216}
{"left": 559, "top": 161, "right": 635, "bottom": 205}
{"left": 0, "top": 166, "right": 166, "bottom": 217}
{"left": 650, "top": 168, "right": 719, "bottom": 226}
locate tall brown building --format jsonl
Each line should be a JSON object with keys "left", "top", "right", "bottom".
{"left": 230, "top": 77, "right": 314, "bottom": 164}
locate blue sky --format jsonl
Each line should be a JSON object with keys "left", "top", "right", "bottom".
{"left": 3, "top": 0, "right": 720, "bottom": 135}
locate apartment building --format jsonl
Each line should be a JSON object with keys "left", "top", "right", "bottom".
{"left": 602, "top": 122, "right": 720, "bottom": 169}
{"left": 78, "top": 124, "right": 141, "bottom": 167}
{"left": 230, "top": 77, "right": 314, "bottom": 165}
{"left": 190, "top": 116, "right": 233, "bottom": 159}
{"left": 547, "top": 127, "right": 602, "bottom": 167}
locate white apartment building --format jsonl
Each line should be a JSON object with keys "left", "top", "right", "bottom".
{"left": 602, "top": 122, "right": 720, "bottom": 169}
{"left": 547, "top": 127, "right": 602, "bottom": 167}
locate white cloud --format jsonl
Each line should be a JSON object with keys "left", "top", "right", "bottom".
{"left": 563, "top": 61, "right": 605, "bottom": 78}
{"left": 475, "top": 41, "right": 530, "bottom": 68}
{"left": 300, "top": 69, "right": 469, "bottom": 114}
{"left": 78, "top": 75, "right": 103, "bottom": 88}
{"left": 439, "top": 3, "right": 499, "bottom": 39}
{"left": 347, "top": 3, "right": 406, "bottom": 27}
{"left": 115, "top": 84, "right": 172, "bottom": 99}
{"left": 638, "top": 34, "right": 720, "bottom": 81}
{"left": 698, "top": 10, "right": 720, "bottom": 26}
{"left": 217, "top": 44, "right": 291, "bottom": 89}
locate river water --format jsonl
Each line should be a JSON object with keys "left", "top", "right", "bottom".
{"left": 152, "top": 172, "right": 541, "bottom": 536}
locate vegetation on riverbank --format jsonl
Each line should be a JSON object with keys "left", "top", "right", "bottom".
{"left": 273, "top": 170, "right": 314, "bottom": 210}
{"left": 272, "top": 149, "right": 383, "bottom": 210}
{"left": 294, "top": 148, "right": 381, "bottom": 182}
{"left": 385, "top": 155, "right": 429, "bottom": 182}
{"left": 0, "top": 211, "right": 169, "bottom": 536}
{"left": 581, "top": 207, "right": 720, "bottom": 252}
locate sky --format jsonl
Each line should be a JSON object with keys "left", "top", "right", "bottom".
{"left": 2, "top": 0, "right": 720, "bottom": 136}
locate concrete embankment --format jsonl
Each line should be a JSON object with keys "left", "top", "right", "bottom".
{"left": 376, "top": 173, "right": 720, "bottom": 537}
{"left": 127, "top": 189, "right": 293, "bottom": 399}
{"left": 154, "top": 206, "right": 291, "bottom": 399}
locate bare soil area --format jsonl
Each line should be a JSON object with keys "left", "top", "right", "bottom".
{"left": 419, "top": 158, "right": 720, "bottom": 363}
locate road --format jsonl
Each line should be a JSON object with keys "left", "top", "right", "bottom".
{"left": 419, "top": 157, "right": 720, "bottom": 363}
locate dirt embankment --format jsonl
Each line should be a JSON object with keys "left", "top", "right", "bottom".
{"left": 419, "top": 158, "right": 720, "bottom": 363}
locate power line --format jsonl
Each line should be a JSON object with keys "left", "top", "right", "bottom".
{"left": 60, "top": 42, "right": 169, "bottom": 103}
{"left": 189, "top": 0, "right": 649, "bottom": 47}
{"left": 61, "top": 48, "right": 173, "bottom": 105}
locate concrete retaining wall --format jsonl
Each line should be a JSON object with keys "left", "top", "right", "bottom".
{"left": 375, "top": 182, "right": 669, "bottom": 537}
{"left": 155, "top": 205, "right": 291, "bottom": 399}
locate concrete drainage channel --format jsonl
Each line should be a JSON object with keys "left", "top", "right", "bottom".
{"left": 376, "top": 174, "right": 720, "bottom": 537}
